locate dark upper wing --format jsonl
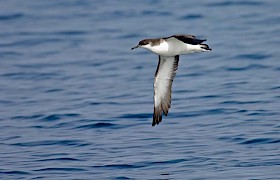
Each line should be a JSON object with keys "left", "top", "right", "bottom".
{"left": 153, "top": 55, "right": 179, "bottom": 126}
{"left": 164, "top": 34, "right": 206, "bottom": 45}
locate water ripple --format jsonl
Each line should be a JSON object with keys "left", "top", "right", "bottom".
{"left": 11, "top": 140, "right": 88, "bottom": 147}
{"left": 207, "top": 1, "right": 264, "bottom": 7}
{"left": 0, "top": 13, "right": 24, "bottom": 20}
{"left": 34, "top": 167, "right": 87, "bottom": 172}
{"left": 76, "top": 122, "right": 117, "bottom": 129}
{"left": 240, "top": 138, "right": 280, "bottom": 145}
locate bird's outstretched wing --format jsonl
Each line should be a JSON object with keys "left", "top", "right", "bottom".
{"left": 164, "top": 34, "right": 206, "bottom": 45}
{"left": 153, "top": 55, "right": 179, "bottom": 126}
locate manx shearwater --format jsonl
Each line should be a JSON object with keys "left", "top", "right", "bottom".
{"left": 131, "top": 34, "right": 212, "bottom": 126}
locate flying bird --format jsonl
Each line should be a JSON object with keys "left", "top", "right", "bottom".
{"left": 131, "top": 34, "right": 211, "bottom": 126}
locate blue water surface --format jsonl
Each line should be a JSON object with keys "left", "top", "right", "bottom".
{"left": 0, "top": 0, "right": 280, "bottom": 179}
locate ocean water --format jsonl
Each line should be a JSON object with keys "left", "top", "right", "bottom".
{"left": 0, "top": 0, "right": 279, "bottom": 179}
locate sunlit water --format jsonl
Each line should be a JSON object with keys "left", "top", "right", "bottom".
{"left": 1, "top": 0, "right": 279, "bottom": 179}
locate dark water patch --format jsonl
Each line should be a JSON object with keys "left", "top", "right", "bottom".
{"left": 246, "top": 110, "right": 277, "bottom": 117}
{"left": 133, "top": 65, "right": 144, "bottom": 69}
{"left": 0, "top": 13, "right": 24, "bottom": 20}
{"left": 0, "top": 100, "right": 14, "bottom": 105}
{"left": 29, "top": 125, "right": 45, "bottom": 129}
{"left": 45, "top": 88, "right": 63, "bottom": 93}
{"left": 240, "top": 138, "right": 280, "bottom": 145}
{"left": 39, "top": 113, "right": 81, "bottom": 121}
{"left": 220, "top": 100, "right": 269, "bottom": 105}
{"left": 179, "top": 14, "right": 203, "bottom": 20}
{"left": 234, "top": 53, "right": 271, "bottom": 60}
{"left": 12, "top": 140, "right": 88, "bottom": 147}
{"left": 50, "top": 122, "right": 77, "bottom": 129}
{"left": 0, "top": 171, "right": 30, "bottom": 175}
{"left": 174, "top": 108, "right": 238, "bottom": 118}
{"left": 161, "top": 173, "right": 170, "bottom": 176}
{"left": 76, "top": 122, "right": 117, "bottom": 129}
{"left": 173, "top": 112, "right": 200, "bottom": 119}
{"left": 225, "top": 64, "right": 270, "bottom": 71}
{"left": 189, "top": 94, "right": 222, "bottom": 99}
{"left": 115, "top": 176, "right": 131, "bottom": 180}
{"left": 118, "top": 33, "right": 142, "bottom": 39}
{"left": 1, "top": 136, "right": 21, "bottom": 141}
{"left": 34, "top": 167, "right": 86, "bottom": 172}
{"left": 207, "top": 108, "right": 238, "bottom": 114}
{"left": 235, "top": 160, "right": 280, "bottom": 167}
{"left": 38, "top": 157, "right": 81, "bottom": 162}
{"left": 93, "top": 163, "right": 144, "bottom": 169}
{"left": 0, "top": 51, "right": 22, "bottom": 58}
{"left": 40, "top": 115, "right": 61, "bottom": 121}
{"left": 222, "top": 81, "right": 248, "bottom": 87}
{"left": 31, "top": 152, "right": 69, "bottom": 158}
{"left": 207, "top": 1, "right": 264, "bottom": 7}
{"left": 219, "top": 136, "right": 246, "bottom": 143}
{"left": 181, "top": 72, "right": 204, "bottom": 77}
{"left": 140, "top": 10, "right": 172, "bottom": 16}
{"left": 270, "top": 86, "right": 280, "bottom": 90}
{"left": 90, "top": 101, "right": 120, "bottom": 106}
{"left": 118, "top": 113, "right": 151, "bottom": 119}
{"left": 152, "top": 158, "right": 186, "bottom": 165}
{"left": 12, "top": 114, "right": 44, "bottom": 120}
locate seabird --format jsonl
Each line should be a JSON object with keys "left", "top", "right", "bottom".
{"left": 131, "top": 34, "right": 211, "bottom": 126}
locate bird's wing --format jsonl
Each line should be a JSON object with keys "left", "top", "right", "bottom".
{"left": 164, "top": 34, "right": 206, "bottom": 45}
{"left": 153, "top": 55, "right": 179, "bottom": 126}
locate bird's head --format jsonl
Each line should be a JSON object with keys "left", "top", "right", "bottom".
{"left": 131, "top": 39, "right": 152, "bottom": 50}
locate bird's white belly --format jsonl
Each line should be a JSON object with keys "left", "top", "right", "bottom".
{"left": 148, "top": 40, "right": 202, "bottom": 56}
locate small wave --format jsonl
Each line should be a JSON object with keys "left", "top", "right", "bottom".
{"left": 12, "top": 114, "right": 44, "bottom": 120}
{"left": 240, "top": 138, "right": 280, "bottom": 145}
{"left": 140, "top": 10, "right": 172, "bottom": 16}
{"left": 76, "top": 122, "right": 116, "bottom": 129}
{"left": 152, "top": 158, "right": 186, "bottom": 165}
{"left": 115, "top": 176, "right": 131, "bottom": 180}
{"left": 179, "top": 14, "right": 203, "bottom": 20}
{"left": 235, "top": 160, "right": 280, "bottom": 167}
{"left": 225, "top": 64, "right": 270, "bottom": 71}
{"left": 92, "top": 164, "right": 144, "bottom": 169}
{"left": 235, "top": 53, "right": 271, "bottom": 60}
{"left": 0, "top": 171, "right": 30, "bottom": 175}
{"left": 207, "top": 1, "right": 263, "bottom": 7}
{"left": 220, "top": 100, "right": 269, "bottom": 105}
{"left": 34, "top": 167, "right": 86, "bottom": 172}
{"left": 0, "top": 13, "right": 24, "bottom": 20}
{"left": 0, "top": 51, "right": 22, "bottom": 58}
{"left": 12, "top": 140, "right": 88, "bottom": 147}
{"left": 39, "top": 113, "right": 81, "bottom": 121}
{"left": 117, "top": 33, "right": 142, "bottom": 39}
{"left": 219, "top": 136, "right": 246, "bottom": 143}
{"left": 118, "top": 113, "right": 151, "bottom": 119}
{"left": 40, "top": 115, "right": 61, "bottom": 121}
{"left": 38, "top": 157, "right": 81, "bottom": 162}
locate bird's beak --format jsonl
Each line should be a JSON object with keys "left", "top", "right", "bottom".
{"left": 131, "top": 45, "right": 139, "bottom": 50}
